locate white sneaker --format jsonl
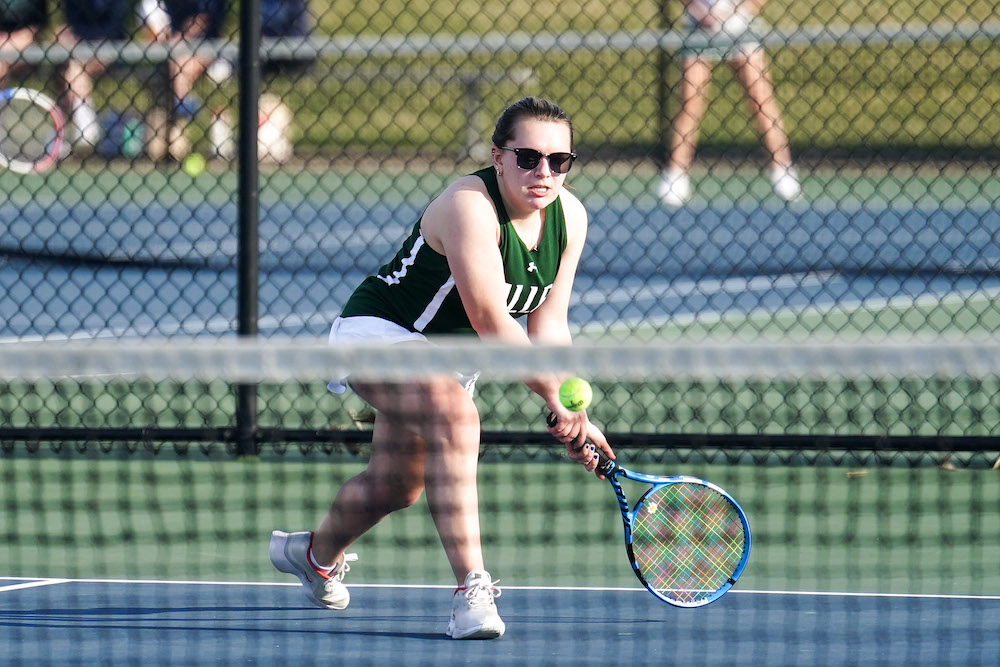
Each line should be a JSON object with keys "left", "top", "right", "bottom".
{"left": 72, "top": 104, "right": 100, "bottom": 148}
{"left": 269, "top": 530, "right": 357, "bottom": 610}
{"left": 206, "top": 58, "right": 233, "bottom": 84}
{"left": 771, "top": 165, "right": 801, "bottom": 200}
{"left": 655, "top": 168, "right": 691, "bottom": 207}
{"left": 446, "top": 570, "right": 505, "bottom": 639}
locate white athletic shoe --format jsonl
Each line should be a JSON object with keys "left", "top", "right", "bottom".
{"left": 446, "top": 570, "right": 505, "bottom": 640}
{"left": 72, "top": 104, "right": 100, "bottom": 148}
{"left": 771, "top": 165, "right": 801, "bottom": 201}
{"left": 269, "top": 530, "right": 357, "bottom": 610}
{"left": 655, "top": 168, "right": 691, "bottom": 207}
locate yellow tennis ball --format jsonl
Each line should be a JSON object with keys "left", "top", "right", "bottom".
{"left": 182, "top": 152, "right": 206, "bottom": 176}
{"left": 559, "top": 377, "right": 593, "bottom": 411}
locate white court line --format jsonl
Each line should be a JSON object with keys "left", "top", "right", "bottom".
{"left": 2, "top": 576, "right": 998, "bottom": 601}
{"left": 575, "top": 272, "right": 831, "bottom": 307}
{"left": 0, "top": 579, "right": 70, "bottom": 592}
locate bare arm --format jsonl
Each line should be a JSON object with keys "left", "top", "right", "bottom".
{"left": 422, "top": 180, "right": 613, "bottom": 468}
{"left": 422, "top": 176, "right": 534, "bottom": 345}
{"left": 526, "top": 190, "right": 614, "bottom": 464}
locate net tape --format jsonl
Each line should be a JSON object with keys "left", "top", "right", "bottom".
{"left": 1, "top": 337, "right": 998, "bottom": 383}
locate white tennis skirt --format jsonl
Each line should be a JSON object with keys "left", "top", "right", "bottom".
{"left": 326, "top": 316, "right": 479, "bottom": 396}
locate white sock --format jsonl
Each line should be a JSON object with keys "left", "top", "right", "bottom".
{"left": 73, "top": 102, "right": 96, "bottom": 127}
{"left": 663, "top": 166, "right": 687, "bottom": 182}
{"left": 307, "top": 545, "right": 335, "bottom": 575}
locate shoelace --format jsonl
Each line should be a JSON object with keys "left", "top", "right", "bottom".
{"left": 463, "top": 578, "right": 502, "bottom": 608}
{"left": 331, "top": 553, "right": 358, "bottom": 582}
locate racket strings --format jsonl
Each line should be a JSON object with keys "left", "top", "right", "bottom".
{"left": 1, "top": 99, "right": 56, "bottom": 162}
{"left": 632, "top": 484, "right": 746, "bottom": 603}
{"left": 0, "top": 88, "right": 65, "bottom": 173}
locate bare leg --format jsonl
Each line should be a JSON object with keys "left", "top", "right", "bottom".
{"left": 732, "top": 48, "right": 793, "bottom": 170}
{"left": 169, "top": 52, "right": 210, "bottom": 104}
{"left": 166, "top": 20, "right": 212, "bottom": 159}
{"left": 0, "top": 28, "right": 38, "bottom": 87}
{"left": 55, "top": 27, "right": 104, "bottom": 146}
{"left": 667, "top": 56, "right": 714, "bottom": 173}
{"left": 312, "top": 376, "right": 484, "bottom": 585}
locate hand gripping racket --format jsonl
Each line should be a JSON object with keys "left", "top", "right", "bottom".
{"left": 549, "top": 413, "right": 751, "bottom": 607}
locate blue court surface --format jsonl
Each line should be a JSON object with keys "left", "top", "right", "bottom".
{"left": 3, "top": 187, "right": 1000, "bottom": 340}
{"left": 2, "top": 578, "right": 998, "bottom": 665}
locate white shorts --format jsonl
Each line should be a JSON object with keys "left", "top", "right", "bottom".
{"left": 682, "top": 10, "right": 763, "bottom": 62}
{"left": 326, "top": 316, "right": 479, "bottom": 396}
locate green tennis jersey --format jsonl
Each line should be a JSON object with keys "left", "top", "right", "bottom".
{"left": 340, "top": 168, "right": 568, "bottom": 335}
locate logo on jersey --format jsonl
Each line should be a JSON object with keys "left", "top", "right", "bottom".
{"left": 527, "top": 261, "right": 537, "bottom": 273}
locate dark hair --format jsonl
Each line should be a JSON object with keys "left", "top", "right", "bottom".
{"left": 491, "top": 97, "right": 574, "bottom": 150}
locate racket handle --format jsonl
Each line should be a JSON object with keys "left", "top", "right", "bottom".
{"left": 546, "top": 412, "right": 616, "bottom": 477}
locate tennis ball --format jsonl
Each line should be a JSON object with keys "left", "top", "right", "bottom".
{"left": 182, "top": 152, "right": 206, "bottom": 177}
{"left": 559, "top": 377, "right": 593, "bottom": 412}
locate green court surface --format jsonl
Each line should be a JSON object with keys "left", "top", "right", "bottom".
{"left": 3, "top": 453, "right": 998, "bottom": 597}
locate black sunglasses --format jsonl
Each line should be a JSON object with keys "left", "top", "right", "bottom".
{"left": 500, "top": 146, "right": 577, "bottom": 174}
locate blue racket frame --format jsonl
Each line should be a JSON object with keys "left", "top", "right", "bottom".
{"left": 595, "top": 451, "right": 752, "bottom": 608}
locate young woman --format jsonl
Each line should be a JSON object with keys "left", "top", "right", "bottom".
{"left": 270, "top": 97, "right": 615, "bottom": 639}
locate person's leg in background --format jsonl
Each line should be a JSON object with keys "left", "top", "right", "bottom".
{"left": 732, "top": 47, "right": 800, "bottom": 200}
{"left": 657, "top": 56, "right": 713, "bottom": 206}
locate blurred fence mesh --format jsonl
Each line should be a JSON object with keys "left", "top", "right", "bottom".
{"left": 1, "top": 4, "right": 999, "bottom": 656}
{"left": 1, "top": 2, "right": 999, "bottom": 432}
{"left": 1, "top": 339, "right": 998, "bottom": 664}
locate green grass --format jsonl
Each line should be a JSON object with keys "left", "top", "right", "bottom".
{"left": 3, "top": 452, "right": 998, "bottom": 595}
{"left": 290, "top": 0, "right": 1000, "bottom": 157}
{"left": 249, "top": 38, "right": 1000, "bottom": 159}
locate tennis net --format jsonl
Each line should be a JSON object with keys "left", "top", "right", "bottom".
{"left": 1, "top": 337, "right": 998, "bottom": 664}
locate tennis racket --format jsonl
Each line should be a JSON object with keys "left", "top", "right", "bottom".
{"left": 0, "top": 87, "right": 66, "bottom": 174}
{"left": 548, "top": 413, "right": 751, "bottom": 607}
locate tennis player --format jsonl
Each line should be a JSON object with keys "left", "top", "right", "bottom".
{"left": 270, "top": 97, "right": 615, "bottom": 639}
{"left": 656, "top": 0, "right": 800, "bottom": 205}
{"left": 56, "top": 0, "right": 131, "bottom": 148}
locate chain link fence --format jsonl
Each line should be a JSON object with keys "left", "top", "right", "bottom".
{"left": 1, "top": 0, "right": 998, "bottom": 445}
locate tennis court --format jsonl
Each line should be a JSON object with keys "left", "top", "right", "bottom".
{"left": 4, "top": 581, "right": 997, "bottom": 665}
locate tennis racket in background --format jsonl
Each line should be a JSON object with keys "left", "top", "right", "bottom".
{"left": 548, "top": 413, "right": 751, "bottom": 608}
{"left": 0, "top": 87, "right": 65, "bottom": 174}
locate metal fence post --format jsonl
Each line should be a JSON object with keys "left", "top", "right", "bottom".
{"left": 236, "top": 0, "right": 261, "bottom": 456}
